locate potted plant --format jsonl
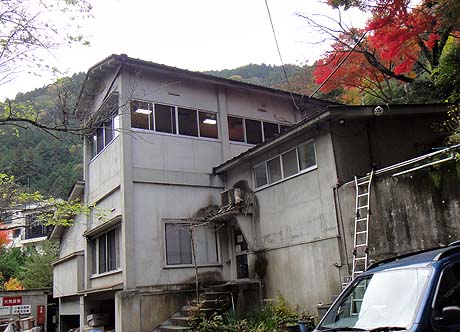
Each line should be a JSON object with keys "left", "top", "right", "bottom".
{"left": 298, "top": 311, "right": 315, "bottom": 332}
{"left": 286, "top": 321, "right": 299, "bottom": 332}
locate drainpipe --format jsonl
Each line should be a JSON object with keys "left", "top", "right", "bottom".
{"left": 332, "top": 185, "right": 350, "bottom": 277}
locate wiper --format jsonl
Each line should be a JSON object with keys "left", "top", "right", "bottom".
{"left": 368, "top": 327, "right": 406, "bottom": 332}
{"left": 320, "top": 328, "right": 368, "bottom": 332}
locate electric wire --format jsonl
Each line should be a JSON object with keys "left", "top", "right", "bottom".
{"left": 264, "top": 0, "right": 300, "bottom": 111}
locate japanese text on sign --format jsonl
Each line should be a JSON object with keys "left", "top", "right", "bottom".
{"left": 12, "top": 305, "right": 31, "bottom": 315}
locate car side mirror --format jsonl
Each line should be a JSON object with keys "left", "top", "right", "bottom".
{"left": 442, "top": 306, "right": 460, "bottom": 325}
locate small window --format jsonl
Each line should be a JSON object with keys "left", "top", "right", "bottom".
{"left": 96, "top": 127, "right": 104, "bottom": 154}
{"left": 178, "top": 108, "right": 198, "bottom": 137}
{"left": 104, "top": 120, "right": 114, "bottom": 144}
{"left": 165, "top": 224, "right": 192, "bottom": 265}
{"left": 245, "top": 119, "right": 262, "bottom": 144}
{"left": 92, "top": 227, "right": 120, "bottom": 275}
{"left": 199, "top": 111, "right": 218, "bottom": 139}
{"left": 155, "top": 104, "right": 176, "bottom": 134}
{"left": 263, "top": 122, "right": 279, "bottom": 140}
{"left": 282, "top": 149, "right": 298, "bottom": 178}
{"left": 13, "top": 229, "right": 21, "bottom": 238}
{"left": 131, "top": 100, "right": 153, "bottom": 130}
{"left": 254, "top": 164, "right": 268, "bottom": 188}
{"left": 228, "top": 116, "right": 244, "bottom": 142}
{"left": 267, "top": 157, "right": 282, "bottom": 183}
{"left": 298, "top": 142, "right": 316, "bottom": 170}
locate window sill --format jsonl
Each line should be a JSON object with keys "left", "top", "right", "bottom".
{"left": 254, "top": 165, "right": 318, "bottom": 192}
{"left": 163, "top": 263, "right": 222, "bottom": 269}
{"left": 131, "top": 128, "right": 221, "bottom": 143}
{"left": 90, "top": 268, "right": 122, "bottom": 279}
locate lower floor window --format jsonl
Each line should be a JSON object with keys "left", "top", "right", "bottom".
{"left": 91, "top": 227, "right": 120, "bottom": 274}
{"left": 165, "top": 223, "right": 219, "bottom": 266}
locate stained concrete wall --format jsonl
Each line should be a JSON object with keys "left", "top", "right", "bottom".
{"left": 331, "top": 113, "right": 446, "bottom": 183}
{"left": 336, "top": 160, "right": 460, "bottom": 267}
{"left": 53, "top": 256, "right": 84, "bottom": 297}
{"left": 225, "top": 128, "right": 344, "bottom": 311}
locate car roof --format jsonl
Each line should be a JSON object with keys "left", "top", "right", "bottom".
{"left": 364, "top": 245, "right": 460, "bottom": 274}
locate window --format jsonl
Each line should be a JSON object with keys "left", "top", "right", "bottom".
{"left": 228, "top": 116, "right": 244, "bottom": 142}
{"left": 165, "top": 223, "right": 219, "bottom": 266}
{"left": 245, "top": 119, "right": 263, "bottom": 144}
{"left": 131, "top": 100, "right": 153, "bottom": 130}
{"left": 199, "top": 111, "right": 218, "bottom": 139}
{"left": 267, "top": 157, "right": 282, "bottom": 183}
{"left": 228, "top": 116, "right": 289, "bottom": 144}
{"left": 155, "top": 103, "right": 176, "bottom": 134}
{"left": 178, "top": 107, "right": 198, "bottom": 137}
{"left": 91, "top": 117, "right": 119, "bottom": 157}
{"left": 25, "top": 214, "right": 52, "bottom": 239}
{"left": 130, "top": 100, "right": 219, "bottom": 139}
{"left": 298, "top": 141, "right": 316, "bottom": 170}
{"left": 254, "top": 164, "right": 268, "bottom": 188}
{"left": 91, "top": 228, "right": 120, "bottom": 274}
{"left": 253, "top": 140, "right": 317, "bottom": 189}
{"left": 282, "top": 149, "right": 298, "bottom": 178}
{"left": 263, "top": 122, "right": 279, "bottom": 140}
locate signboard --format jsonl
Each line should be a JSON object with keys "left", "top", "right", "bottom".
{"left": 2, "top": 296, "right": 22, "bottom": 306}
{"left": 11, "top": 305, "right": 31, "bottom": 315}
{"left": 0, "top": 306, "right": 10, "bottom": 316}
{"left": 36, "top": 305, "right": 45, "bottom": 325}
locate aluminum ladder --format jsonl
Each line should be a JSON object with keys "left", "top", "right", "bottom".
{"left": 352, "top": 170, "right": 374, "bottom": 279}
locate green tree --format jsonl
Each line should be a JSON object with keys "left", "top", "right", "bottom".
{"left": 19, "top": 241, "right": 59, "bottom": 289}
{"left": 0, "top": 247, "right": 26, "bottom": 286}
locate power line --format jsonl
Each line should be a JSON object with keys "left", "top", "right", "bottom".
{"left": 264, "top": 0, "right": 300, "bottom": 111}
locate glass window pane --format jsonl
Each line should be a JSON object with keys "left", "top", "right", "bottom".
{"left": 179, "top": 228, "right": 192, "bottom": 264}
{"left": 298, "top": 142, "right": 316, "bottom": 170}
{"left": 96, "top": 127, "right": 104, "bottom": 154}
{"left": 254, "top": 164, "right": 268, "bottom": 188}
{"left": 178, "top": 108, "right": 198, "bottom": 137}
{"left": 104, "top": 120, "right": 113, "bottom": 145}
{"left": 107, "top": 229, "right": 118, "bottom": 271}
{"left": 131, "top": 100, "right": 152, "bottom": 130}
{"left": 228, "top": 116, "right": 244, "bottom": 142}
{"left": 282, "top": 149, "right": 298, "bottom": 178}
{"left": 245, "top": 119, "right": 263, "bottom": 144}
{"left": 199, "top": 111, "right": 218, "bottom": 139}
{"left": 98, "top": 235, "right": 107, "bottom": 273}
{"left": 155, "top": 104, "right": 176, "bottom": 134}
{"left": 195, "top": 226, "right": 218, "bottom": 265}
{"left": 267, "top": 157, "right": 282, "bottom": 183}
{"left": 91, "top": 239, "right": 97, "bottom": 274}
{"left": 263, "top": 122, "right": 279, "bottom": 141}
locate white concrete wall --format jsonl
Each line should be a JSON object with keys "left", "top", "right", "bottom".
{"left": 59, "top": 216, "right": 86, "bottom": 257}
{"left": 131, "top": 182, "right": 228, "bottom": 286}
{"left": 53, "top": 258, "right": 82, "bottom": 297}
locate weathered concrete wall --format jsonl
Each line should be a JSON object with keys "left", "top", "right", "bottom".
{"left": 331, "top": 113, "right": 446, "bottom": 183}
{"left": 225, "top": 129, "right": 344, "bottom": 311}
{"left": 53, "top": 255, "right": 84, "bottom": 297}
{"left": 337, "top": 161, "right": 460, "bottom": 267}
{"left": 59, "top": 215, "right": 86, "bottom": 257}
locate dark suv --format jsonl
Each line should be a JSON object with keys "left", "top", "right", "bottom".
{"left": 314, "top": 244, "right": 460, "bottom": 332}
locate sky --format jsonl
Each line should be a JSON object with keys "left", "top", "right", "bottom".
{"left": 1, "top": 0, "right": 367, "bottom": 100}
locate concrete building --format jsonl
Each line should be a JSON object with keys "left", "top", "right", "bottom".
{"left": 51, "top": 54, "right": 331, "bottom": 332}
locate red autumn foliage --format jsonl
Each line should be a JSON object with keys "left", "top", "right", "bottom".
{"left": 314, "top": 0, "right": 460, "bottom": 100}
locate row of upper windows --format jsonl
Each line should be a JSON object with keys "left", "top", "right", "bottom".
{"left": 253, "top": 140, "right": 317, "bottom": 189}
{"left": 89, "top": 99, "right": 292, "bottom": 159}
{"left": 130, "top": 100, "right": 291, "bottom": 144}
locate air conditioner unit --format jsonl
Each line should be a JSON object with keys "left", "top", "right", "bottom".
{"left": 221, "top": 188, "right": 242, "bottom": 206}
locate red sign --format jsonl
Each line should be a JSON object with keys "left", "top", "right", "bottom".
{"left": 36, "top": 305, "right": 45, "bottom": 325}
{"left": 2, "top": 296, "right": 22, "bottom": 306}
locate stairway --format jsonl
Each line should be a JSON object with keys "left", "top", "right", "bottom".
{"left": 153, "top": 290, "right": 232, "bottom": 332}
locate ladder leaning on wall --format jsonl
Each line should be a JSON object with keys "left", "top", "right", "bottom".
{"left": 352, "top": 169, "right": 375, "bottom": 279}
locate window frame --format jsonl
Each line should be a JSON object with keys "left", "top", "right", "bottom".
{"left": 227, "top": 115, "right": 289, "bottom": 145}
{"left": 90, "top": 116, "right": 120, "bottom": 160}
{"left": 252, "top": 140, "right": 317, "bottom": 190}
{"left": 130, "top": 99, "right": 219, "bottom": 141}
{"left": 163, "top": 221, "right": 221, "bottom": 268}
{"left": 90, "top": 226, "right": 121, "bottom": 276}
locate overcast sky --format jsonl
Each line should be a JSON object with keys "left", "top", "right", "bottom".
{"left": 1, "top": 0, "right": 366, "bottom": 100}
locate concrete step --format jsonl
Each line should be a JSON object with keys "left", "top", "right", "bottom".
{"left": 170, "top": 316, "right": 189, "bottom": 327}
{"left": 157, "top": 326, "right": 191, "bottom": 332}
